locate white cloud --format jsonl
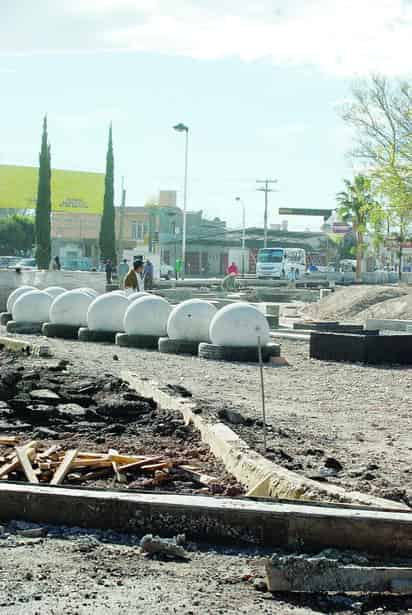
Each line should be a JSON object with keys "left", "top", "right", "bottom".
{"left": 2, "top": 0, "right": 412, "bottom": 76}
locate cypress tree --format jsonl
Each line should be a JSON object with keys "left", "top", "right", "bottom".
{"left": 35, "top": 115, "right": 51, "bottom": 269}
{"left": 99, "top": 124, "right": 116, "bottom": 264}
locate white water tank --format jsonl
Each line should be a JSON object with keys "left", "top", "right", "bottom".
{"left": 209, "top": 303, "right": 270, "bottom": 347}
{"left": 87, "top": 293, "right": 129, "bottom": 332}
{"left": 124, "top": 295, "right": 171, "bottom": 336}
{"left": 6, "top": 286, "right": 36, "bottom": 313}
{"left": 50, "top": 290, "right": 95, "bottom": 327}
{"left": 13, "top": 290, "right": 53, "bottom": 323}
{"left": 44, "top": 286, "right": 67, "bottom": 298}
{"left": 167, "top": 299, "right": 217, "bottom": 342}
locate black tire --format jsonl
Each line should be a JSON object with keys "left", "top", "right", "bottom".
{"left": 198, "top": 342, "right": 280, "bottom": 363}
{"left": 0, "top": 312, "right": 12, "bottom": 326}
{"left": 158, "top": 337, "right": 200, "bottom": 355}
{"left": 78, "top": 328, "right": 117, "bottom": 343}
{"left": 116, "top": 333, "right": 159, "bottom": 349}
{"left": 42, "top": 322, "right": 80, "bottom": 339}
{"left": 6, "top": 320, "right": 43, "bottom": 335}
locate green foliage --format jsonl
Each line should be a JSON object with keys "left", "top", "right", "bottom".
{"left": 336, "top": 175, "right": 382, "bottom": 279}
{"left": 0, "top": 215, "right": 35, "bottom": 255}
{"left": 35, "top": 115, "right": 51, "bottom": 269}
{"left": 99, "top": 124, "right": 116, "bottom": 264}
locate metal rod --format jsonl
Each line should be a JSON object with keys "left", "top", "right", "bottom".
{"left": 257, "top": 335, "right": 267, "bottom": 454}
{"left": 182, "top": 128, "right": 189, "bottom": 278}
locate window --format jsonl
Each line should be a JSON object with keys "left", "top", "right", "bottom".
{"left": 257, "top": 249, "right": 284, "bottom": 263}
{"left": 131, "top": 221, "right": 147, "bottom": 241}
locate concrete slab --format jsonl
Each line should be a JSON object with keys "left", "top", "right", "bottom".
{"left": 366, "top": 318, "right": 412, "bottom": 332}
{"left": 265, "top": 556, "right": 412, "bottom": 592}
{"left": 1, "top": 483, "right": 412, "bottom": 554}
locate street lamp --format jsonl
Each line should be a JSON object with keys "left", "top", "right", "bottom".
{"left": 173, "top": 123, "right": 189, "bottom": 278}
{"left": 235, "top": 197, "right": 246, "bottom": 276}
{"left": 235, "top": 197, "right": 246, "bottom": 248}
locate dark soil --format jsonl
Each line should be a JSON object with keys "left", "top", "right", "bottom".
{"left": 0, "top": 349, "right": 241, "bottom": 496}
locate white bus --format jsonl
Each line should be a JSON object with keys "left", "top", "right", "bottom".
{"left": 256, "top": 247, "right": 306, "bottom": 279}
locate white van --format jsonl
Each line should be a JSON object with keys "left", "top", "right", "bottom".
{"left": 256, "top": 247, "right": 306, "bottom": 279}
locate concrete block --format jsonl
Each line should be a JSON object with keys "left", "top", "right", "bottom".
{"left": 265, "top": 555, "right": 412, "bottom": 593}
{"left": 366, "top": 318, "right": 412, "bottom": 332}
{"left": 311, "top": 332, "right": 412, "bottom": 365}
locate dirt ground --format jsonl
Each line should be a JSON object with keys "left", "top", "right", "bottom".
{"left": 303, "top": 285, "right": 412, "bottom": 322}
{"left": 0, "top": 522, "right": 411, "bottom": 615}
{"left": 7, "top": 332, "right": 412, "bottom": 507}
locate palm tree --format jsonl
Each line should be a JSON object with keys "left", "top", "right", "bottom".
{"left": 336, "top": 175, "right": 377, "bottom": 281}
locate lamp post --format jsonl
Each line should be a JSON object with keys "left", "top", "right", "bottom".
{"left": 235, "top": 197, "right": 246, "bottom": 248}
{"left": 235, "top": 197, "right": 246, "bottom": 276}
{"left": 173, "top": 123, "right": 189, "bottom": 278}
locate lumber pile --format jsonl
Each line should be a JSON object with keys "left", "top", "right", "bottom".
{"left": 0, "top": 437, "right": 218, "bottom": 489}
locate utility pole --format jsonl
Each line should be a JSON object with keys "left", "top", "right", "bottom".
{"left": 256, "top": 179, "right": 277, "bottom": 248}
{"left": 117, "top": 176, "right": 126, "bottom": 264}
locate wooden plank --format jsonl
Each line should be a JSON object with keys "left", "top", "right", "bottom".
{"left": 178, "top": 466, "right": 219, "bottom": 486}
{"left": 118, "top": 456, "right": 164, "bottom": 472}
{"left": 15, "top": 447, "right": 39, "bottom": 484}
{"left": 37, "top": 445, "right": 61, "bottom": 460}
{"left": 0, "top": 441, "right": 37, "bottom": 479}
{"left": 265, "top": 560, "right": 412, "bottom": 593}
{"left": 140, "top": 461, "right": 172, "bottom": 472}
{"left": 50, "top": 449, "right": 78, "bottom": 486}
{"left": 0, "top": 436, "right": 20, "bottom": 446}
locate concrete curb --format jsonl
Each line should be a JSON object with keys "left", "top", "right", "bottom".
{"left": 270, "top": 331, "right": 310, "bottom": 342}
{"left": 122, "top": 373, "right": 408, "bottom": 511}
{"left": 1, "top": 483, "right": 411, "bottom": 554}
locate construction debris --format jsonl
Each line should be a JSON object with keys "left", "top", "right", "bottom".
{"left": 140, "top": 534, "right": 189, "bottom": 560}
{"left": 0, "top": 437, "right": 228, "bottom": 492}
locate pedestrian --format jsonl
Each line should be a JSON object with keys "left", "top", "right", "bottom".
{"left": 144, "top": 259, "right": 154, "bottom": 290}
{"left": 124, "top": 260, "right": 144, "bottom": 293}
{"left": 52, "top": 256, "right": 61, "bottom": 271}
{"left": 227, "top": 261, "right": 239, "bottom": 275}
{"left": 118, "top": 259, "right": 129, "bottom": 287}
{"left": 175, "top": 258, "right": 182, "bottom": 280}
{"left": 105, "top": 260, "right": 113, "bottom": 284}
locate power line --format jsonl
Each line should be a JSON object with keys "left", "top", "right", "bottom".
{"left": 256, "top": 179, "right": 277, "bottom": 248}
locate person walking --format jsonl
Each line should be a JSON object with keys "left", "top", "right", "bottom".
{"left": 227, "top": 261, "right": 239, "bottom": 275}
{"left": 118, "top": 259, "right": 129, "bottom": 287}
{"left": 105, "top": 260, "right": 113, "bottom": 284}
{"left": 124, "top": 260, "right": 144, "bottom": 293}
{"left": 144, "top": 259, "right": 154, "bottom": 290}
{"left": 175, "top": 258, "right": 182, "bottom": 280}
{"left": 52, "top": 256, "right": 61, "bottom": 271}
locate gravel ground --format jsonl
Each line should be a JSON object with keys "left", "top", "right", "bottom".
{"left": 0, "top": 522, "right": 411, "bottom": 615}
{"left": 9, "top": 331, "right": 412, "bottom": 506}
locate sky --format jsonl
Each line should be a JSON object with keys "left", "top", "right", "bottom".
{"left": 1, "top": 0, "right": 412, "bottom": 231}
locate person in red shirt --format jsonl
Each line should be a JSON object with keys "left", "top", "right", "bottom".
{"left": 227, "top": 262, "right": 239, "bottom": 275}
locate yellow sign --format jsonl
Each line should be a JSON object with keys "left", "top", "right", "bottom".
{"left": 0, "top": 164, "right": 105, "bottom": 214}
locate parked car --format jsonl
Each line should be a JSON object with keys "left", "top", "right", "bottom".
{"left": 0, "top": 256, "right": 20, "bottom": 268}
{"left": 14, "top": 258, "right": 37, "bottom": 270}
